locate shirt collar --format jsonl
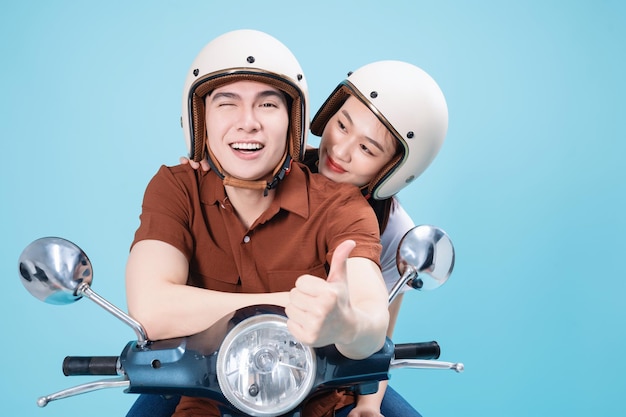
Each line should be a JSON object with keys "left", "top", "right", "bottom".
{"left": 200, "top": 163, "right": 310, "bottom": 219}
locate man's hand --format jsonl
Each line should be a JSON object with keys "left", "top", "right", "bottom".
{"left": 285, "top": 240, "right": 357, "bottom": 347}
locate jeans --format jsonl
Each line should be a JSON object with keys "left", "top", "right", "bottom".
{"left": 125, "top": 386, "right": 422, "bottom": 417}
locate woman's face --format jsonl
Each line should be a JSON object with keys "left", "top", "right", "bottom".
{"left": 318, "top": 96, "right": 398, "bottom": 188}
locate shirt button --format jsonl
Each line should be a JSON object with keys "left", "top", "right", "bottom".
{"left": 243, "top": 235, "right": 251, "bottom": 243}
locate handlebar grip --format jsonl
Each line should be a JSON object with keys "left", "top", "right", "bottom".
{"left": 394, "top": 341, "right": 440, "bottom": 360}
{"left": 62, "top": 356, "right": 120, "bottom": 376}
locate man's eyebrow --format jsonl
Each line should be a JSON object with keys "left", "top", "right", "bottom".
{"left": 258, "top": 90, "right": 287, "bottom": 104}
{"left": 210, "top": 91, "right": 238, "bottom": 101}
{"left": 210, "top": 90, "right": 286, "bottom": 103}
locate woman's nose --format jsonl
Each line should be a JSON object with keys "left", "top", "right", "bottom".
{"left": 332, "top": 138, "right": 353, "bottom": 161}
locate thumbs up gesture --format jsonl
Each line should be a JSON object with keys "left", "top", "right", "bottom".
{"left": 285, "top": 240, "right": 357, "bottom": 348}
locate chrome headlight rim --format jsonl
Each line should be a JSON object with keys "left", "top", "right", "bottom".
{"left": 216, "top": 313, "right": 316, "bottom": 417}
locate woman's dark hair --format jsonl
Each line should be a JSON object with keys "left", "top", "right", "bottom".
{"left": 302, "top": 149, "right": 395, "bottom": 233}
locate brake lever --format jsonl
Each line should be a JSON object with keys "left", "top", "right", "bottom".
{"left": 389, "top": 359, "right": 464, "bottom": 373}
{"left": 37, "top": 376, "right": 130, "bottom": 407}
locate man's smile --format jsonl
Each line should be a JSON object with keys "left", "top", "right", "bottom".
{"left": 230, "top": 142, "right": 264, "bottom": 153}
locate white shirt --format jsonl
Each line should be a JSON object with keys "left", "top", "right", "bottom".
{"left": 380, "top": 201, "right": 415, "bottom": 293}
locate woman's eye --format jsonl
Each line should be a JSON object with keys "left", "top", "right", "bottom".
{"left": 360, "top": 144, "right": 373, "bottom": 155}
{"left": 337, "top": 120, "right": 347, "bottom": 131}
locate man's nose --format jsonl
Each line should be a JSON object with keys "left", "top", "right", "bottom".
{"left": 237, "top": 106, "right": 261, "bottom": 131}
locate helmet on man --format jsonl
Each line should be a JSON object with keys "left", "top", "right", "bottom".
{"left": 181, "top": 29, "right": 309, "bottom": 192}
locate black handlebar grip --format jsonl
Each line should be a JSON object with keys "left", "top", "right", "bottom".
{"left": 394, "top": 341, "right": 441, "bottom": 360}
{"left": 62, "top": 356, "right": 120, "bottom": 376}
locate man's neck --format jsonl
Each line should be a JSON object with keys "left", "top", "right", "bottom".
{"left": 224, "top": 185, "right": 275, "bottom": 229}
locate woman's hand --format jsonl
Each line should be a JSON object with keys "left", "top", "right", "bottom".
{"left": 347, "top": 382, "right": 387, "bottom": 417}
{"left": 179, "top": 157, "right": 211, "bottom": 171}
{"left": 346, "top": 404, "right": 384, "bottom": 417}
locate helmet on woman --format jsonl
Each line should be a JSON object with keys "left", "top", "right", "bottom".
{"left": 181, "top": 29, "right": 309, "bottom": 191}
{"left": 310, "top": 60, "right": 448, "bottom": 200}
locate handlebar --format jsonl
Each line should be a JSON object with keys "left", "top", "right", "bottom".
{"left": 39, "top": 339, "right": 461, "bottom": 408}
{"left": 394, "top": 341, "right": 440, "bottom": 360}
{"left": 63, "top": 356, "right": 122, "bottom": 376}
{"left": 62, "top": 341, "right": 442, "bottom": 377}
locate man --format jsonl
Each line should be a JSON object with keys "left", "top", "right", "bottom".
{"left": 125, "top": 30, "right": 389, "bottom": 417}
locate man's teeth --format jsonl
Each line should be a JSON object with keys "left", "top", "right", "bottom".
{"left": 231, "top": 143, "right": 263, "bottom": 150}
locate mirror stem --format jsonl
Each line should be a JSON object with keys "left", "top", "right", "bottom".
{"left": 77, "top": 282, "right": 150, "bottom": 348}
{"left": 388, "top": 267, "right": 417, "bottom": 305}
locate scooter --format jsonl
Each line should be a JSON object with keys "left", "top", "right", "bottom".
{"left": 18, "top": 225, "right": 463, "bottom": 417}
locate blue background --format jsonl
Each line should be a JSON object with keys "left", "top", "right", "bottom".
{"left": 2, "top": 1, "right": 624, "bottom": 416}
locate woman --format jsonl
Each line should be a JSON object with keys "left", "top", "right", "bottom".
{"left": 127, "top": 60, "right": 448, "bottom": 417}
{"left": 305, "top": 60, "right": 448, "bottom": 417}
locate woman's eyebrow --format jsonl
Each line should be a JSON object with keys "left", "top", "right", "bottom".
{"left": 340, "top": 109, "right": 354, "bottom": 126}
{"left": 365, "top": 136, "right": 385, "bottom": 152}
{"left": 341, "top": 109, "right": 385, "bottom": 153}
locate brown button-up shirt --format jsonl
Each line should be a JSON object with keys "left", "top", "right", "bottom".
{"left": 132, "top": 162, "right": 381, "bottom": 416}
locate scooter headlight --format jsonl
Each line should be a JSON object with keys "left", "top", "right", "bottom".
{"left": 216, "top": 314, "right": 316, "bottom": 417}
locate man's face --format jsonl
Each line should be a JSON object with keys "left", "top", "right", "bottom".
{"left": 205, "top": 80, "right": 289, "bottom": 181}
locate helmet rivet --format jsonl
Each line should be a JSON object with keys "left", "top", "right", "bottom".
{"left": 407, "top": 131, "right": 414, "bottom": 139}
{"left": 297, "top": 74, "right": 303, "bottom": 81}
{"left": 193, "top": 69, "right": 199, "bottom": 76}
{"left": 347, "top": 71, "right": 353, "bottom": 76}
{"left": 405, "top": 175, "right": 415, "bottom": 184}
{"left": 247, "top": 56, "right": 255, "bottom": 64}
{"left": 370, "top": 91, "right": 378, "bottom": 99}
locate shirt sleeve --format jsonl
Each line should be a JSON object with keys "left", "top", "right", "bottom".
{"left": 323, "top": 185, "right": 383, "bottom": 269}
{"left": 380, "top": 200, "right": 416, "bottom": 292}
{"left": 131, "top": 165, "right": 195, "bottom": 260}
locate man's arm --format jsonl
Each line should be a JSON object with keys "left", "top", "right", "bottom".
{"left": 125, "top": 239, "right": 290, "bottom": 340}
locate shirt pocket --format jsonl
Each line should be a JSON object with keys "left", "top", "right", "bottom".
{"left": 189, "top": 249, "right": 240, "bottom": 292}
{"left": 267, "top": 263, "right": 329, "bottom": 292}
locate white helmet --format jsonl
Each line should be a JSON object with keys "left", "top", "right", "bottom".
{"left": 310, "top": 60, "right": 448, "bottom": 200}
{"left": 181, "top": 29, "right": 309, "bottom": 191}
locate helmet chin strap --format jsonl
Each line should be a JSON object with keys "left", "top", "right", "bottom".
{"left": 206, "top": 146, "right": 292, "bottom": 197}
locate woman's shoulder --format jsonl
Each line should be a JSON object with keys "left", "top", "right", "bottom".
{"left": 301, "top": 148, "right": 320, "bottom": 173}
{"left": 382, "top": 200, "right": 415, "bottom": 242}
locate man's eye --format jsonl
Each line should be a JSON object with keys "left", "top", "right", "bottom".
{"left": 260, "top": 102, "right": 278, "bottom": 108}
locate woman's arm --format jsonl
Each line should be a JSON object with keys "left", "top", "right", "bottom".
{"left": 351, "top": 201, "right": 415, "bottom": 414}
{"left": 349, "top": 294, "right": 404, "bottom": 416}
